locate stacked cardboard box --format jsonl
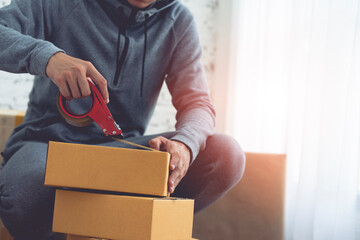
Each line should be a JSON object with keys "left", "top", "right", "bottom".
{"left": 45, "top": 141, "right": 196, "bottom": 240}
{"left": 66, "top": 234, "right": 199, "bottom": 240}
{"left": 0, "top": 109, "right": 25, "bottom": 162}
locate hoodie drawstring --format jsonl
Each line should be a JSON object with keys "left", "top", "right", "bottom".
{"left": 113, "top": 8, "right": 151, "bottom": 97}
{"left": 141, "top": 14, "right": 149, "bottom": 98}
{"left": 113, "top": 20, "right": 123, "bottom": 84}
{"left": 110, "top": 0, "right": 177, "bottom": 91}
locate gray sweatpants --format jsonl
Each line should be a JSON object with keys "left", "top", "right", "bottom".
{"left": 0, "top": 133, "right": 245, "bottom": 240}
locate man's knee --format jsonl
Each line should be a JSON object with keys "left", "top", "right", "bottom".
{"left": 0, "top": 170, "right": 55, "bottom": 238}
{"left": 0, "top": 142, "right": 54, "bottom": 238}
{"left": 205, "top": 133, "right": 246, "bottom": 188}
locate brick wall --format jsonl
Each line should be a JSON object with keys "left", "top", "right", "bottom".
{"left": 0, "top": 0, "right": 218, "bottom": 134}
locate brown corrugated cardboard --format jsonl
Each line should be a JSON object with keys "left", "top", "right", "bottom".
{"left": 193, "top": 152, "right": 286, "bottom": 240}
{"left": 66, "top": 234, "right": 199, "bottom": 240}
{"left": 45, "top": 141, "right": 170, "bottom": 196}
{"left": 53, "top": 190, "right": 194, "bottom": 240}
{"left": 0, "top": 219, "right": 13, "bottom": 240}
{"left": 0, "top": 226, "right": 13, "bottom": 240}
{"left": 0, "top": 109, "right": 25, "bottom": 162}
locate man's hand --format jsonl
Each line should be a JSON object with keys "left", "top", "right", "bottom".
{"left": 46, "top": 52, "right": 109, "bottom": 103}
{"left": 149, "top": 136, "right": 191, "bottom": 194}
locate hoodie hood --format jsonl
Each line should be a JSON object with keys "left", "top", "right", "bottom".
{"left": 102, "top": 0, "right": 178, "bottom": 23}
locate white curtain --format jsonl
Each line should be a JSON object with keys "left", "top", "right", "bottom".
{"left": 224, "top": 0, "right": 360, "bottom": 239}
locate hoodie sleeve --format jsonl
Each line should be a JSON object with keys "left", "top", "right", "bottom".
{"left": 166, "top": 12, "right": 216, "bottom": 163}
{"left": 0, "top": 0, "right": 65, "bottom": 76}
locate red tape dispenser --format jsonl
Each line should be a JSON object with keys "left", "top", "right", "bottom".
{"left": 56, "top": 80, "right": 124, "bottom": 138}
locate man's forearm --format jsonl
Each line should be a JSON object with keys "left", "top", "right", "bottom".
{"left": 171, "top": 106, "right": 216, "bottom": 162}
{"left": 0, "top": 0, "right": 64, "bottom": 76}
{"left": 0, "top": 24, "right": 63, "bottom": 76}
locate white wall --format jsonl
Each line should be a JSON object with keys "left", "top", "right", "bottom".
{"left": 0, "top": 0, "right": 219, "bottom": 134}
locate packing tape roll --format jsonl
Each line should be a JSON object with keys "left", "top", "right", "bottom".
{"left": 56, "top": 93, "right": 93, "bottom": 127}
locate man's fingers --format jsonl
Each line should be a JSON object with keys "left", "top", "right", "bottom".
{"left": 169, "top": 151, "right": 180, "bottom": 170}
{"left": 173, "top": 174, "right": 183, "bottom": 191}
{"left": 168, "top": 151, "right": 184, "bottom": 193}
{"left": 86, "top": 77, "right": 94, "bottom": 84}
{"left": 149, "top": 138, "right": 190, "bottom": 194}
{"left": 77, "top": 74, "right": 91, "bottom": 97}
{"left": 149, "top": 136, "right": 168, "bottom": 151}
{"left": 149, "top": 138, "right": 161, "bottom": 150}
{"left": 66, "top": 77, "right": 81, "bottom": 99}
{"left": 168, "top": 168, "right": 181, "bottom": 193}
{"left": 46, "top": 53, "right": 108, "bottom": 101}
{"left": 87, "top": 63, "right": 109, "bottom": 103}
{"left": 57, "top": 80, "right": 72, "bottom": 100}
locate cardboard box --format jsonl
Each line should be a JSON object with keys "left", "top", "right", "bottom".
{"left": 45, "top": 141, "right": 170, "bottom": 196}
{"left": 66, "top": 234, "right": 198, "bottom": 240}
{"left": 0, "top": 226, "right": 14, "bottom": 240}
{"left": 53, "top": 190, "right": 194, "bottom": 240}
{"left": 66, "top": 236, "right": 198, "bottom": 240}
{"left": 0, "top": 109, "right": 25, "bottom": 162}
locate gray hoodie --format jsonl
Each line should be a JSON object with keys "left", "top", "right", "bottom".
{"left": 0, "top": 0, "right": 216, "bottom": 162}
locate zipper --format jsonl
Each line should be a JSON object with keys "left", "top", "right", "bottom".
{"left": 113, "top": 33, "right": 129, "bottom": 86}
{"left": 113, "top": 9, "right": 138, "bottom": 86}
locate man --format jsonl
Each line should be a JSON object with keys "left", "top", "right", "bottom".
{"left": 0, "top": 0, "right": 245, "bottom": 239}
